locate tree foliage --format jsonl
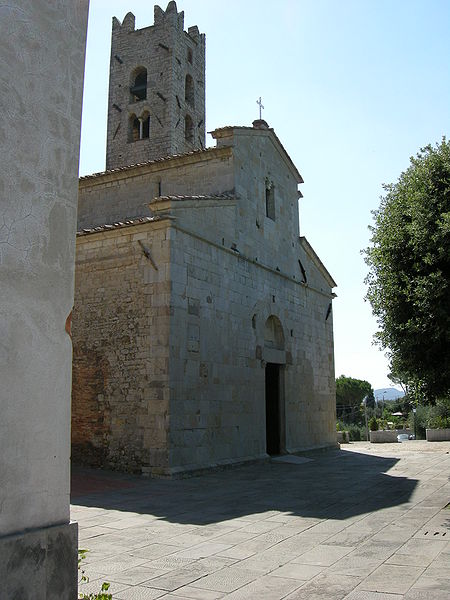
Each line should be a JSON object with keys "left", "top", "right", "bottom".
{"left": 336, "top": 375, "right": 374, "bottom": 421}
{"left": 364, "top": 139, "right": 450, "bottom": 401}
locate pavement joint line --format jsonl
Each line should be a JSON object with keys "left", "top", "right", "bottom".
{"left": 72, "top": 441, "right": 450, "bottom": 599}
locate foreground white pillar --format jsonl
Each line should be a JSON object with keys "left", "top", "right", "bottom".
{"left": 0, "top": 2, "right": 89, "bottom": 597}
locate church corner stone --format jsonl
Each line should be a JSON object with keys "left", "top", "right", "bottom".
{"left": 72, "top": 2, "right": 338, "bottom": 478}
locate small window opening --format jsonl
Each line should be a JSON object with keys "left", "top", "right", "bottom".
{"left": 185, "top": 114, "right": 194, "bottom": 143}
{"left": 158, "top": 180, "right": 162, "bottom": 196}
{"left": 265, "top": 180, "right": 275, "bottom": 220}
{"left": 129, "top": 114, "right": 140, "bottom": 142}
{"left": 185, "top": 74, "right": 194, "bottom": 107}
{"left": 142, "top": 113, "right": 150, "bottom": 138}
{"left": 129, "top": 113, "right": 150, "bottom": 142}
{"left": 130, "top": 67, "right": 147, "bottom": 102}
{"left": 187, "top": 48, "right": 193, "bottom": 64}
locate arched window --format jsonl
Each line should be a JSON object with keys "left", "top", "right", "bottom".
{"left": 130, "top": 67, "right": 147, "bottom": 102}
{"left": 129, "top": 114, "right": 140, "bottom": 142}
{"left": 185, "top": 114, "right": 194, "bottom": 143}
{"left": 185, "top": 74, "right": 194, "bottom": 107}
{"left": 129, "top": 113, "right": 150, "bottom": 142}
{"left": 264, "top": 316, "right": 285, "bottom": 350}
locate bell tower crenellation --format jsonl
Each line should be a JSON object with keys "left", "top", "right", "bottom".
{"left": 106, "top": 1, "right": 206, "bottom": 170}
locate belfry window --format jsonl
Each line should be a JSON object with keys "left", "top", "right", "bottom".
{"left": 185, "top": 114, "right": 194, "bottom": 143}
{"left": 129, "top": 113, "right": 150, "bottom": 142}
{"left": 265, "top": 179, "right": 275, "bottom": 220}
{"left": 142, "top": 113, "right": 150, "bottom": 138}
{"left": 130, "top": 67, "right": 147, "bottom": 102}
{"left": 129, "top": 114, "right": 140, "bottom": 141}
{"left": 185, "top": 74, "right": 194, "bottom": 107}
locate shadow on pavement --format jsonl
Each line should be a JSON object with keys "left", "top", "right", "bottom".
{"left": 71, "top": 449, "right": 418, "bottom": 525}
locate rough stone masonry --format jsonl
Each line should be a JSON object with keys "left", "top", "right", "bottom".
{"left": 71, "top": 1, "right": 338, "bottom": 477}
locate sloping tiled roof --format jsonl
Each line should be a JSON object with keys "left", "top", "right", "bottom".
{"left": 150, "top": 192, "right": 235, "bottom": 203}
{"left": 77, "top": 216, "right": 161, "bottom": 236}
{"left": 79, "top": 147, "right": 224, "bottom": 181}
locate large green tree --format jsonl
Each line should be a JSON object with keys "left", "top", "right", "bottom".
{"left": 364, "top": 139, "right": 450, "bottom": 401}
{"left": 336, "top": 375, "right": 374, "bottom": 422}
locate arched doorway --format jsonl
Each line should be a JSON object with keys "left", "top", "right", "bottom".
{"left": 264, "top": 316, "right": 286, "bottom": 455}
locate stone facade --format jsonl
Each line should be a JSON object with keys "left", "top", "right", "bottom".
{"left": 73, "top": 128, "right": 337, "bottom": 476}
{"left": 72, "top": 2, "right": 337, "bottom": 478}
{"left": 106, "top": 1, "right": 205, "bottom": 170}
{"left": 73, "top": 219, "right": 171, "bottom": 472}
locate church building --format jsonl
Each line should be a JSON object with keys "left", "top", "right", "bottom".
{"left": 71, "top": 1, "right": 337, "bottom": 477}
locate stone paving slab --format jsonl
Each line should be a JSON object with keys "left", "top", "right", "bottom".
{"left": 73, "top": 441, "right": 450, "bottom": 599}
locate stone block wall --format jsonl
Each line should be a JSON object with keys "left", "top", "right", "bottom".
{"left": 167, "top": 225, "right": 337, "bottom": 473}
{"left": 426, "top": 428, "right": 450, "bottom": 442}
{"left": 370, "top": 429, "right": 412, "bottom": 443}
{"left": 233, "top": 129, "right": 301, "bottom": 276}
{"left": 72, "top": 221, "right": 171, "bottom": 474}
{"left": 78, "top": 147, "right": 233, "bottom": 229}
{"left": 106, "top": 3, "right": 205, "bottom": 169}
{"left": 74, "top": 118, "right": 337, "bottom": 477}
{"left": 72, "top": 216, "right": 336, "bottom": 476}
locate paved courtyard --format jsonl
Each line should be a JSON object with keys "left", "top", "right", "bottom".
{"left": 72, "top": 441, "right": 450, "bottom": 599}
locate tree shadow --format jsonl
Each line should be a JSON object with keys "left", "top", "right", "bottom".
{"left": 71, "top": 448, "right": 418, "bottom": 525}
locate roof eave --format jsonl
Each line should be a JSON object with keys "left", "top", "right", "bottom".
{"left": 300, "top": 236, "right": 337, "bottom": 289}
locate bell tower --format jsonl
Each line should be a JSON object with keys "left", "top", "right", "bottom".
{"left": 106, "top": 1, "right": 206, "bottom": 170}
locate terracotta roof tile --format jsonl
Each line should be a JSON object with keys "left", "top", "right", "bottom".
{"left": 77, "top": 215, "right": 160, "bottom": 236}
{"left": 150, "top": 192, "right": 235, "bottom": 202}
{"left": 79, "top": 147, "right": 220, "bottom": 181}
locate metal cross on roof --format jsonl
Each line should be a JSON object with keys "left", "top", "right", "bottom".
{"left": 256, "top": 96, "right": 264, "bottom": 120}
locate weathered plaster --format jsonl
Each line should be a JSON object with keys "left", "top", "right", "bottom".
{"left": 0, "top": 0, "right": 88, "bottom": 594}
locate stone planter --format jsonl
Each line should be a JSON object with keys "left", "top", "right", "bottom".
{"left": 370, "top": 429, "right": 412, "bottom": 443}
{"left": 426, "top": 428, "right": 450, "bottom": 442}
{"left": 337, "top": 431, "right": 349, "bottom": 444}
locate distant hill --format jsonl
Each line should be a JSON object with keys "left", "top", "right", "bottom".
{"left": 374, "top": 387, "right": 405, "bottom": 401}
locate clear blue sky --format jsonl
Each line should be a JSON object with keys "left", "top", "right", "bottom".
{"left": 80, "top": 0, "right": 450, "bottom": 392}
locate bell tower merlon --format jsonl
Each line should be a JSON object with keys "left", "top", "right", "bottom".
{"left": 106, "top": 1, "right": 206, "bottom": 170}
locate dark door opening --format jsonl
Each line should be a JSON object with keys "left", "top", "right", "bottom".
{"left": 265, "top": 362, "right": 281, "bottom": 455}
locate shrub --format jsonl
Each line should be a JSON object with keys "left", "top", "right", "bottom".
{"left": 428, "top": 415, "right": 450, "bottom": 429}
{"left": 336, "top": 420, "right": 347, "bottom": 432}
{"left": 369, "top": 416, "right": 378, "bottom": 431}
{"left": 348, "top": 424, "right": 362, "bottom": 441}
{"left": 413, "top": 405, "right": 428, "bottom": 439}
